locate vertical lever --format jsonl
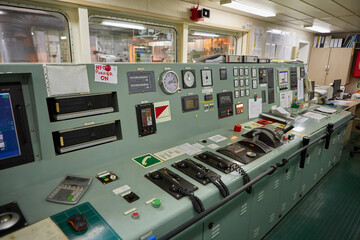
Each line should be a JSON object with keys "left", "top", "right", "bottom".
{"left": 325, "top": 123, "right": 334, "bottom": 149}
{"left": 300, "top": 136, "right": 310, "bottom": 169}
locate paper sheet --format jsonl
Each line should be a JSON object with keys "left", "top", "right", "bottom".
{"left": 154, "top": 147, "right": 185, "bottom": 161}
{"left": 297, "top": 78, "right": 304, "bottom": 100}
{"left": 315, "top": 106, "right": 337, "bottom": 114}
{"left": 303, "top": 112, "right": 326, "bottom": 120}
{"left": 208, "top": 135, "right": 227, "bottom": 143}
{"left": 280, "top": 91, "right": 293, "bottom": 108}
{"left": 248, "top": 98, "right": 262, "bottom": 118}
{"left": 177, "top": 143, "right": 202, "bottom": 155}
{"left": 207, "top": 143, "right": 220, "bottom": 149}
{"left": 45, "top": 64, "right": 90, "bottom": 96}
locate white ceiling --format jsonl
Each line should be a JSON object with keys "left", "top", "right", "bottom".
{"left": 183, "top": 0, "right": 360, "bottom": 33}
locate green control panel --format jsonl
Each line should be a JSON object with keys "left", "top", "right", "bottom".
{"left": 0, "top": 63, "right": 352, "bottom": 240}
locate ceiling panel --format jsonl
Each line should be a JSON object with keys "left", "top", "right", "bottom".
{"left": 270, "top": 0, "right": 330, "bottom": 18}
{"left": 267, "top": 13, "right": 297, "bottom": 21}
{"left": 320, "top": 16, "right": 360, "bottom": 31}
{"left": 333, "top": 0, "right": 360, "bottom": 14}
{"left": 339, "top": 15, "right": 360, "bottom": 27}
{"left": 286, "top": 20, "right": 313, "bottom": 26}
{"left": 302, "top": 0, "right": 353, "bottom": 17}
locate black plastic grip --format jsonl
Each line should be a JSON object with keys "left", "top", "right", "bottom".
{"left": 300, "top": 136, "right": 310, "bottom": 168}
{"left": 325, "top": 123, "right": 334, "bottom": 149}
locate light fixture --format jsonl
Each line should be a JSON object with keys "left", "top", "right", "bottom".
{"left": 304, "top": 25, "right": 330, "bottom": 33}
{"left": 101, "top": 20, "right": 146, "bottom": 30}
{"left": 191, "top": 32, "right": 220, "bottom": 37}
{"left": 220, "top": 0, "right": 276, "bottom": 17}
{"left": 60, "top": 36, "right": 67, "bottom": 40}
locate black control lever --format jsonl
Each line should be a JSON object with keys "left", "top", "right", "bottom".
{"left": 283, "top": 125, "right": 294, "bottom": 134}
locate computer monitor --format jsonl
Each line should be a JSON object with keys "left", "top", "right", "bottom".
{"left": 0, "top": 82, "right": 34, "bottom": 170}
{"left": 332, "top": 79, "right": 342, "bottom": 99}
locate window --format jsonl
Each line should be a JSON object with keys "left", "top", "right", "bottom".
{"left": 187, "top": 30, "right": 236, "bottom": 62}
{"left": 0, "top": 5, "right": 71, "bottom": 63}
{"left": 89, "top": 17, "right": 177, "bottom": 63}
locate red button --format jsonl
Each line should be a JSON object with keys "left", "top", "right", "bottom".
{"left": 132, "top": 212, "right": 139, "bottom": 219}
{"left": 234, "top": 124, "right": 242, "bottom": 132}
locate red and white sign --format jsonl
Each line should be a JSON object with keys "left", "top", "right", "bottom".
{"left": 95, "top": 64, "right": 118, "bottom": 84}
{"left": 154, "top": 101, "right": 171, "bottom": 123}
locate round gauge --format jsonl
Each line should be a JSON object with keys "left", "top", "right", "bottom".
{"left": 159, "top": 71, "right": 180, "bottom": 94}
{"left": 182, "top": 70, "right": 196, "bottom": 89}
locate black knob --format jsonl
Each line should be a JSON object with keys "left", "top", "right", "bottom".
{"left": 196, "top": 172, "right": 205, "bottom": 179}
{"left": 217, "top": 162, "right": 226, "bottom": 169}
{"left": 170, "top": 184, "right": 178, "bottom": 192}
{"left": 151, "top": 172, "right": 161, "bottom": 180}
{"left": 202, "top": 139, "right": 207, "bottom": 143}
{"left": 177, "top": 162, "right": 187, "bottom": 168}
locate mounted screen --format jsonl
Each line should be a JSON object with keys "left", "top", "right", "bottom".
{"left": 0, "top": 93, "right": 21, "bottom": 160}
{"left": 0, "top": 82, "right": 34, "bottom": 169}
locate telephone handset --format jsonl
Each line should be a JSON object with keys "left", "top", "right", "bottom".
{"left": 151, "top": 170, "right": 181, "bottom": 192}
{"left": 198, "top": 152, "right": 228, "bottom": 169}
{"left": 195, "top": 151, "right": 237, "bottom": 174}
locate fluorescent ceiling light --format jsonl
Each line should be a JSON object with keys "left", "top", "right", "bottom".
{"left": 101, "top": 20, "right": 146, "bottom": 30}
{"left": 304, "top": 25, "right": 330, "bottom": 33}
{"left": 60, "top": 36, "right": 67, "bottom": 40}
{"left": 220, "top": 0, "right": 276, "bottom": 17}
{"left": 191, "top": 32, "right": 220, "bottom": 37}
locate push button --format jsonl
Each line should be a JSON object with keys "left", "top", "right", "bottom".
{"left": 131, "top": 212, "right": 139, "bottom": 219}
{"left": 152, "top": 199, "right": 161, "bottom": 208}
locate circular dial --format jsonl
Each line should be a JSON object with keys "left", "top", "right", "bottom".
{"left": 182, "top": 70, "right": 196, "bottom": 88}
{"left": 159, "top": 71, "right": 180, "bottom": 94}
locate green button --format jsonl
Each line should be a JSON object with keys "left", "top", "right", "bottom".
{"left": 66, "top": 195, "right": 74, "bottom": 201}
{"left": 152, "top": 199, "right": 161, "bottom": 208}
{"left": 291, "top": 134, "right": 295, "bottom": 137}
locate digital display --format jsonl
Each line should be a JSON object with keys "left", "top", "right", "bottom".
{"left": 0, "top": 93, "right": 21, "bottom": 161}
{"left": 65, "top": 176, "right": 90, "bottom": 182}
{"left": 185, "top": 99, "right": 195, "bottom": 109}
{"left": 141, "top": 108, "right": 152, "bottom": 127}
{"left": 220, "top": 95, "right": 232, "bottom": 105}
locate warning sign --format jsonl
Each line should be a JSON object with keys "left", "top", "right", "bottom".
{"left": 132, "top": 153, "right": 162, "bottom": 168}
{"left": 154, "top": 101, "right": 171, "bottom": 123}
{"left": 94, "top": 64, "right": 118, "bottom": 84}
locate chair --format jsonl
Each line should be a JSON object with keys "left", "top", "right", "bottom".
{"left": 350, "top": 124, "right": 360, "bottom": 157}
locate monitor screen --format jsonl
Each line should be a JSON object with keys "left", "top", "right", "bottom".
{"left": 278, "top": 71, "right": 289, "bottom": 85}
{"left": 0, "top": 93, "right": 21, "bottom": 160}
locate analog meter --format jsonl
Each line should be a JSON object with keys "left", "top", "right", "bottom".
{"left": 181, "top": 70, "right": 196, "bottom": 89}
{"left": 159, "top": 71, "right": 180, "bottom": 94}
{"left": 201, "top": 69, "right": 213, "bottom": 87}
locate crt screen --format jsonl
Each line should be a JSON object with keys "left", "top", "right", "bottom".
{"left": 220, "top": 95, "right": 232, "bottom": 105}
{"left": 185, "top": 99, "right": 195, "bottom": 109}
{"left": 0, "top": 93, "right": 21, "bottom": 160}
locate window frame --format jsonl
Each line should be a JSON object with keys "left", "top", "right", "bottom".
{"left": 88, "top": 15, "right": 178, "bottom": 63}
{"left": 0, "top": 3, "right": 73, "bottom": 63}
{"left": 187, "top": 28, "right": 238, "bottom": 62}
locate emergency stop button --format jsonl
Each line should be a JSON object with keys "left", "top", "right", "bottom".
{"left": 131, "top": 212, "right": 139, "bottom": 219}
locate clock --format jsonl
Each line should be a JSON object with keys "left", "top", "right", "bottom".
{"left": 159, "top": 71, "right": 180, "bottom": 94}
{"left": 201, "top": 69, "right": 213, "bottom": 87}
{"left": 181, "top": 70, "right": 196, "bottom": 89}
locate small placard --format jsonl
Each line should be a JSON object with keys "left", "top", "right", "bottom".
{"left": 132, "top": 153, "right": 162, "bottom": 168}
{"left": 95, "top": 64, "right": 118, "bottom": 84}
